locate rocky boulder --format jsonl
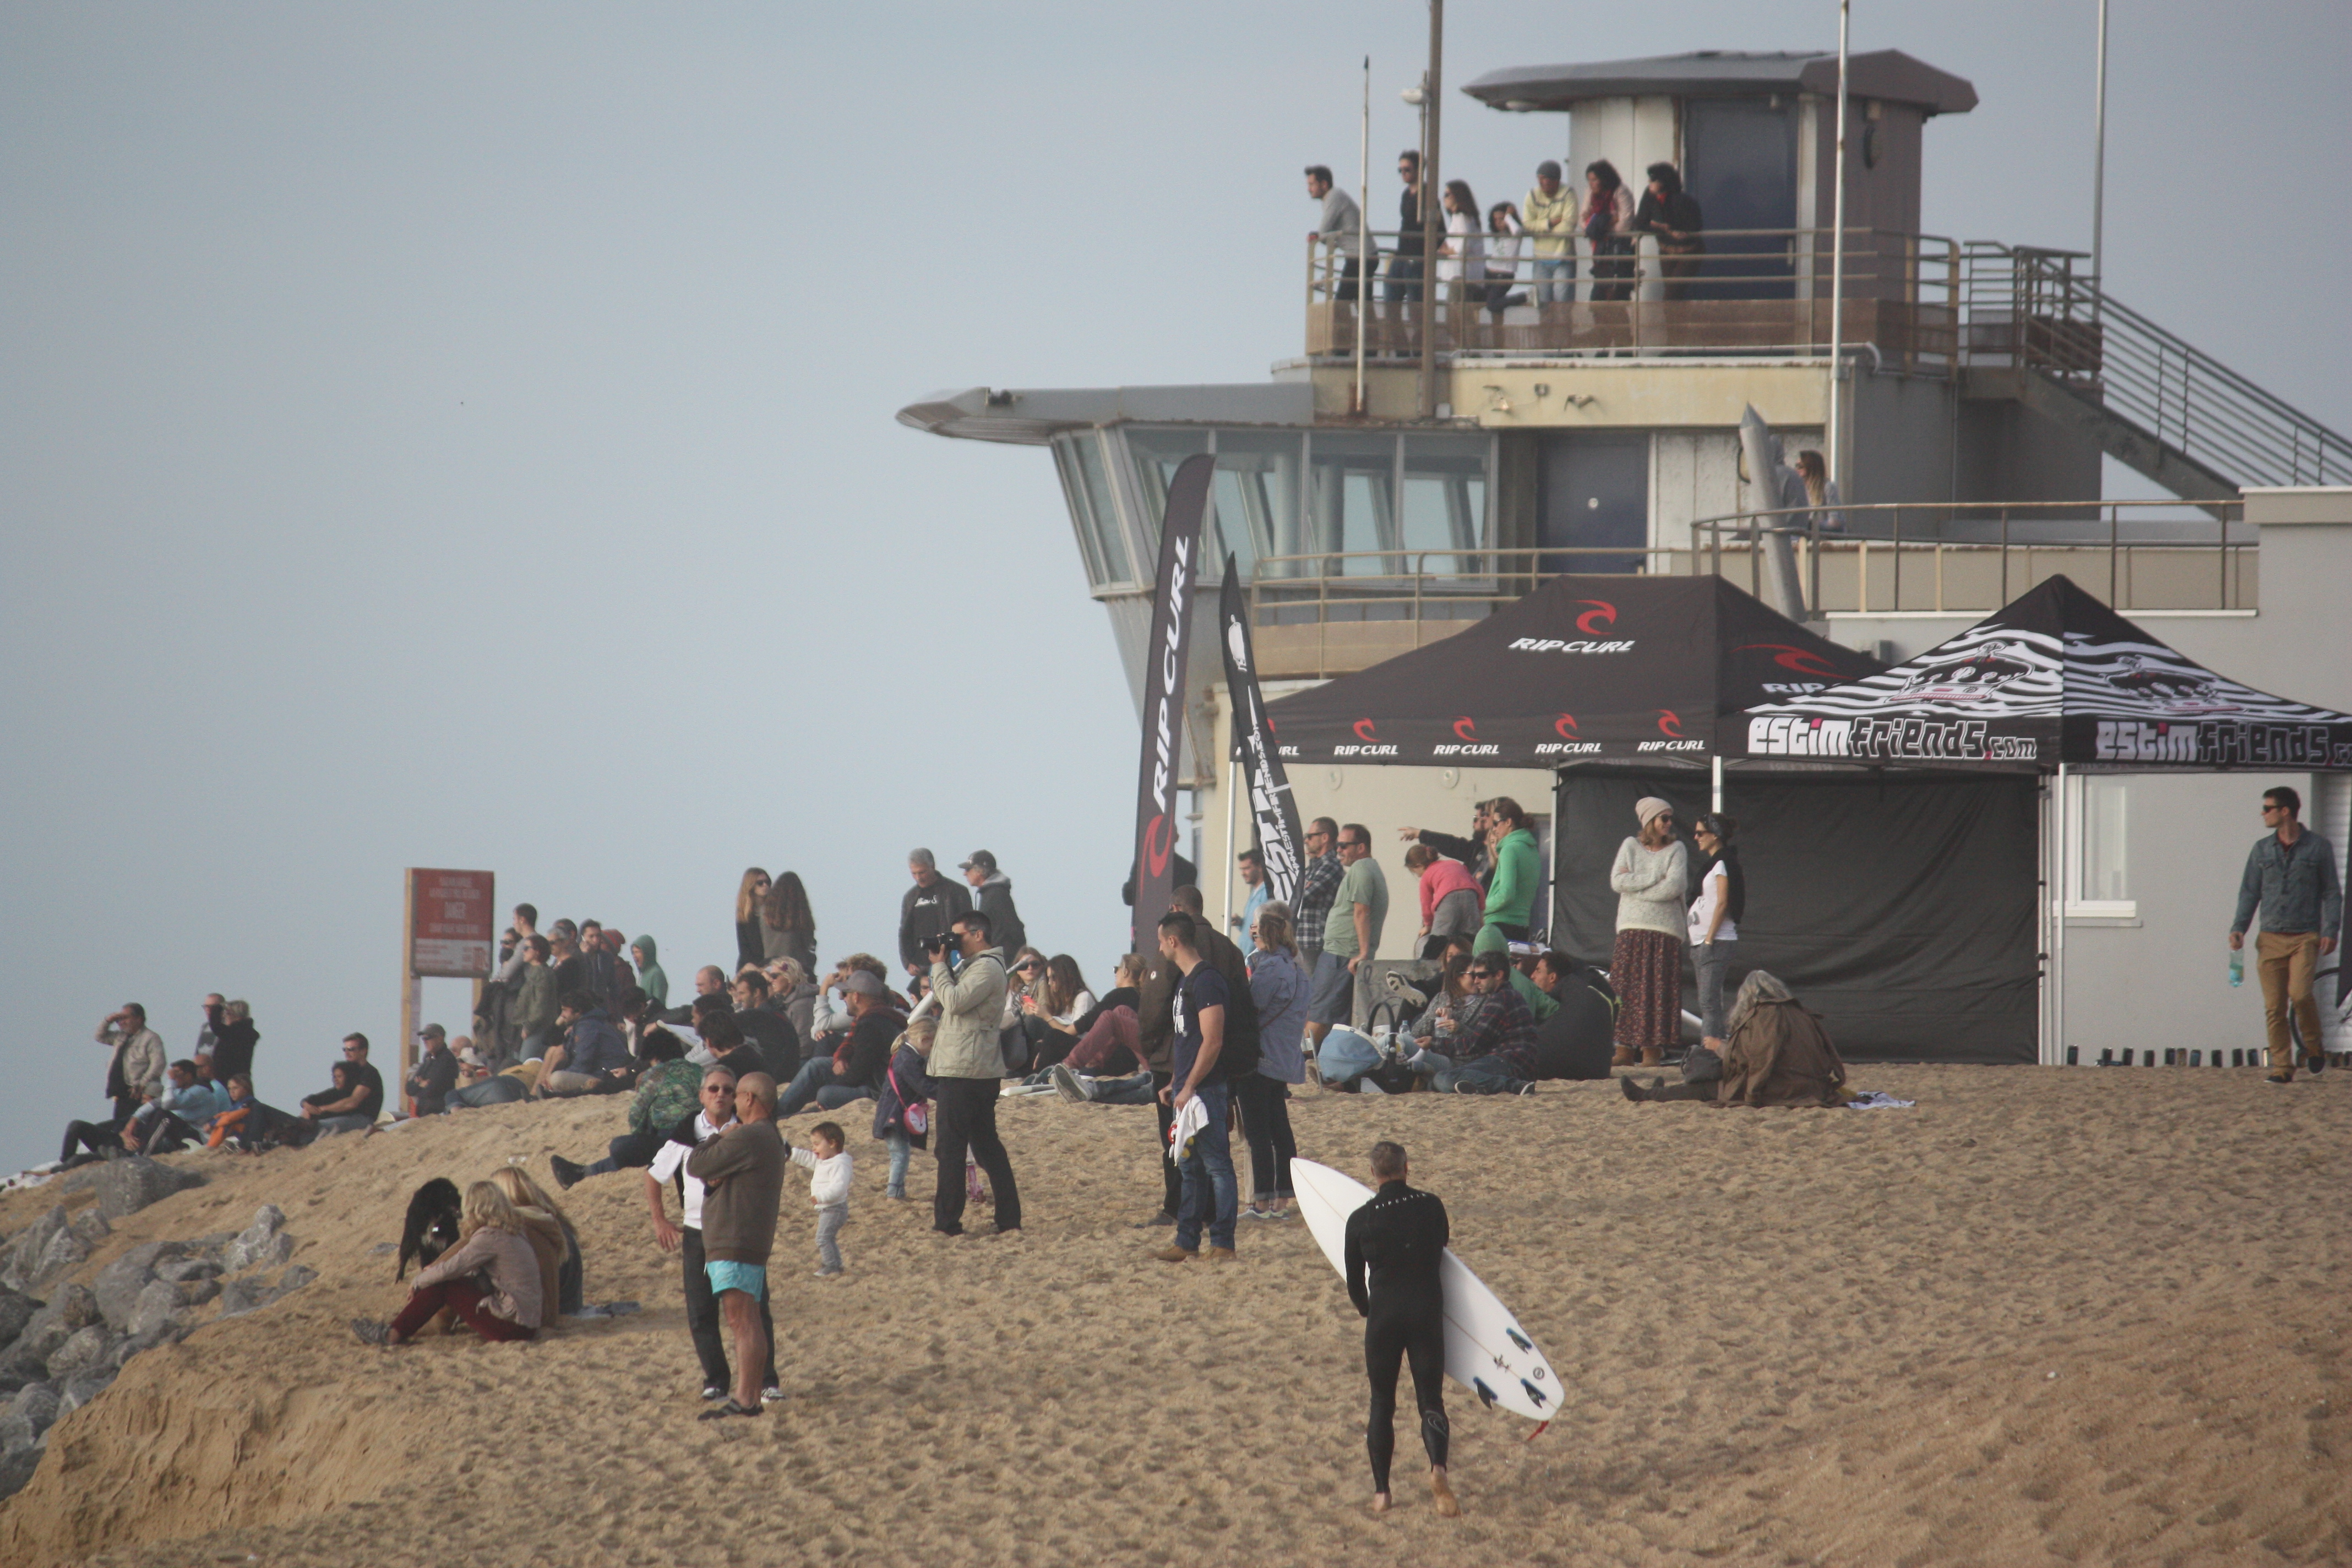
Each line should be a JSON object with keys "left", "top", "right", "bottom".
{"left": 0, "top": 1380, "right": 61, "bottom": 1455}
{"left": 221, "top": 1206, "right": 286, "bottom": 1273}
{"left": 0, "top": 1286, "right": 39, "bottom": 1352}
{"left": 94, "top": 1241, "right": 187, "bottom": 1333}
{"left": 43, "top": 1324, "right": 115, "bottom": 1379}
{"left": 0, "top": 1208, "right": 67, "bottom": 1292}
{"left": 93, "top": 1157, "right": 205, "bottom": 1221}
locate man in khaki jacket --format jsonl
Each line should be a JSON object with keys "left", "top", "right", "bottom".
{"left": 927, "top": 911, "right": 1021, "bottom": 1237}
{"left": 1523, "top": 159, "right": 1577, "bottom": 307}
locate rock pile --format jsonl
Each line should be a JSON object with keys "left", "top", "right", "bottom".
{"left": 0, "top": 1195, "right": 310, "bottom": 1500}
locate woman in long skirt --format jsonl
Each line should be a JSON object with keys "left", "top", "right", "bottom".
{"left": 1609, "top": 797, "right": 1688, "bottom": 1066}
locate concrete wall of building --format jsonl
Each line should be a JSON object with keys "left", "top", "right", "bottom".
{"left": 1850, "top": 371, "right": 1959, "bottom": 510}
{"left": 1954, "top": 395, "right": 2103, "bottom": 506}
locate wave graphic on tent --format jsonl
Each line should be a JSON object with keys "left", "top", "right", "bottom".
{"left": 1745, "top": 624, "right": 2064, "bottom": 720}
{"left": 1749, "top": 626, "right": 2339, "bottom": 727}
{"left": 2057, "top": 635, "right": 2339, "bottom": 723}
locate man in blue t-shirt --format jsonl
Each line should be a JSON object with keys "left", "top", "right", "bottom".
{"left": 1150, "top": 910, "right": 1238, "bottom": 1262}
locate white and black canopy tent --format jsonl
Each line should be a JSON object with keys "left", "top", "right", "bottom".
{"left": 1740, "top": 575, "right": 2352, "bottom": 1063}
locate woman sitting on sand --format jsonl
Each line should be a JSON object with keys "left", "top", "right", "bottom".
{"left": 1620, "top": 971, "right": 1847, "bottom": 1108}
{"left": 491, "top": 1164, "right": 583, "bottom": 1318}
{"left": 353, "top": 1180, "right": 543, "bottom": 1346}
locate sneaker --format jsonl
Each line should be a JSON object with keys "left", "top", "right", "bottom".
{"left": 549, "top": 1155, "right": 586, "bottom": 1191}
{"left": 697, "top": 1399, "right": 760, "bottom": 1421}
{"left": 814, "top": 1266, "right": 843, "bottom": 1278}
{"left": 760, "top": 1385, "right": 783, "bottom": 1404}
{"left": 351, "top": 1318, "right": 392, "bottom": 1346}
{"left": 1048, "top": 1064, "right": 1087, "bottom": 1104}
{"left": 2266, "top": 1073, "right": 2295, "bottom": 1085}
{"left": 701, "top": 1384, "right": 728, "bottom": 1401}
{"left": 885, "top": 1188, "right": 907, "bottom": 1201}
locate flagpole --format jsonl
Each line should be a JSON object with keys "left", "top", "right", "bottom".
{"left": 1826, "top": 0, "right": 1850, "bottom": 502}
{"left": 1354, "top": 55, "right": 1370, "bottom": 416}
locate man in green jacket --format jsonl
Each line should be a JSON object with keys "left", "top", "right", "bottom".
{"left": 510, "top": 935, "right": 558, "bottom": 1065}
{"left": 928, "top": 911, "right": 1022, "bottom": 1237}
{"left": 1480, "top": 797, "right": 1543, "bottom": 944}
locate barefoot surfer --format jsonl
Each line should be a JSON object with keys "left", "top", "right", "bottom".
{"left": 1344, "top": 1141, "right": 1458, "bottom": 1517}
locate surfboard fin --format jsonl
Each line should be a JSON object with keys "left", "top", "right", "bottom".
{"left": 1505, "top": 1327, "right": 1533, "bottom": 1353}
{"left": 1518, "top": 1378, "right": 1549, "bottom": 1409}
{"left": 1472, "top": 1378, "right": 1498, "bottom": 1409}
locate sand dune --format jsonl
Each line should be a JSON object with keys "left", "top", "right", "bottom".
{"left": 2, "top": 1064, "right": 2345, "bottom": 1566}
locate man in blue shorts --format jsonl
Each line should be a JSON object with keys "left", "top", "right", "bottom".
{"left": 686, "top": 1070, "right": 787, "bottom": 1419}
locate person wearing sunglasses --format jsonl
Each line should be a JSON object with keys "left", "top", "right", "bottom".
{"left": 1609, "top": 797, "right": 1689, "bottom": 1069}
{"left": 2229, "top": 785, "right": 2342, "bottom": 1084}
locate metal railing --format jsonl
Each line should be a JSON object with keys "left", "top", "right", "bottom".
{"left": 1307, "top": 227, "right": 1959, "bottom": 369}
{"left": 1236, "top": 504, "right": 2254, "bottom": 677}
{"left": 1959, "top": 244, "right": 2351, "bottom": 488}
{"left": 1687, "top": 499, "right": 2253, "bottom": 616}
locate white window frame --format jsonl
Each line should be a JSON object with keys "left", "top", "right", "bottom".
{"left": 2063, "top": 772, "right": 2136, "bottom": 920}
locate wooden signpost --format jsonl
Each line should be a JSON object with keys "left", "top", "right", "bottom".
{"left": 401, "top": 868, "right": 494, "bottom": 1087}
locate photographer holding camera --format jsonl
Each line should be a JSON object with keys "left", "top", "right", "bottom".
{"left": 925, "top": 910, "right": 1022, "bottom": 1237}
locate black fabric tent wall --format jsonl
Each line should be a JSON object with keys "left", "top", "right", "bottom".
{"left": 1553, "top": 769, "right": 2039, "bottom": 1064}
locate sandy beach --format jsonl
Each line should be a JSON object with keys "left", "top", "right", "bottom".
{"left": 1, "top": 1064, "right": 2345, "bottom": 1567}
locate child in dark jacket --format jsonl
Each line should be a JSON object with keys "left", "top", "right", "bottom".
{"left": 872, "top": 1017, "right": 936, "bottom": 1200}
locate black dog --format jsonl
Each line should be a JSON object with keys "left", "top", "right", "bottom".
{"left": 398, "top": 1177, "right": 462, "bottom": 1280}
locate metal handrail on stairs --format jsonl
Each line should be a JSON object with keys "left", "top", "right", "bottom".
{"left": 1960, "top": 244, "right": 2351, "bottom": 490}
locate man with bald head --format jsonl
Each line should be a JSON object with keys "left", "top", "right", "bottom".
{"left": 687, "top": 1070, "right": 787, "bottom": 1418}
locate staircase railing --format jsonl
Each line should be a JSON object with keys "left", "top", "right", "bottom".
{"left": 1961, "top": 244, "right": 2351, "bottom": 490}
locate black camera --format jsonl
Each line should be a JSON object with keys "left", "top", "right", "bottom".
{"left": 923, "top": 931, "right": 954, "bottom": 954}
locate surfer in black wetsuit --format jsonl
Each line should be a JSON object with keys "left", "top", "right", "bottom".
{"left": 1344, "top": 1140, "right": 1459, "bottom": 1518}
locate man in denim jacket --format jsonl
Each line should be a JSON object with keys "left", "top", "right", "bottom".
{"left": 2229, "top": 785, "right": 2343, "bottom": 1082}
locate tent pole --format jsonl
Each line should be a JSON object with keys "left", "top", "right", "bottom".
{"left": 1221, "top": 706, "right": 1239, "bottom": 936}
{"left": 1711, "top": 754, "right": 1723, "bottom": 814}
{"left": 2054, "top": 763, "right": 2068, "bottom": 1066}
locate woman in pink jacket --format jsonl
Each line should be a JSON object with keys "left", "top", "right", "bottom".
{"left": 1406, "top": 845, "right": 1485, "bottom": 960}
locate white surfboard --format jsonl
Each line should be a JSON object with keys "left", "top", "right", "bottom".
{"left": 1290, "top": 1158, "right": 1560, "bottom": 1424}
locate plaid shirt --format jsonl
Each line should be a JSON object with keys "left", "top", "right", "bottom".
{"left": 1294, "top": 853, "right": 1345, "bottom": 959}
{"left": 1450, "top": 985, "right": 1539, "bottom": 1080}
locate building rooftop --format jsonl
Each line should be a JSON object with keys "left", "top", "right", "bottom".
{"left": 1461, "top": 48, "right": 1978, "bottom": 117}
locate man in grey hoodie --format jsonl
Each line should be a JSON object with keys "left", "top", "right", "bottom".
{"left": 960, "top": 850, "right": 1027, "bottom": 960}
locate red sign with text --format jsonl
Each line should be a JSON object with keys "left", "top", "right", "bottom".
{"left": 409, "top": 868, "right": 495, "bottom": 977}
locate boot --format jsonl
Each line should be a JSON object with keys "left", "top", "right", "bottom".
{"left": 1611, "top": 1048, "right": 1637, "bottom": 1068}
{"left": 1151, "top": 1245, "right": 1197, "bottom": 1264}
{"left": 1641, "top": 1047, "right": 1665, "bottom": 1066}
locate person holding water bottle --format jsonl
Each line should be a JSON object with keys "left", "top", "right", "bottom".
{"left": 2228, "top": 785, "right": 2341, "bottom": 1084}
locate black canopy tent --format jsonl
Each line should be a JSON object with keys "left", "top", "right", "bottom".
{"left": 1262, "top": 573, "right": 2352, "bottom": 1065}
{"left": 1265, "top": 574, "right": 1885, "bottom": 768}
{"left": 1736, "top": 575, "right": 2352, "bottom": 1064}
{"left": 1738, "top": 575, "right": 2352, "bottom": 772}
{"left": 1264, "top": 577, "right": 2041, "bottom": 1063}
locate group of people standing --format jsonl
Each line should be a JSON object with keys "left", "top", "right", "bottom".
{"left": 1309, "top": 151, "right": 1706, "bottom": 321}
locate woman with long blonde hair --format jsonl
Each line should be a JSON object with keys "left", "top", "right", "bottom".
{"left": 355, "top": 1180, "right": 542, "bottom": 1346}
{"left": 492, "top": 1164, "right": 581, "bottom": 1318}
{"left": 735, "top": 868, "right": 771, "bottom": 976}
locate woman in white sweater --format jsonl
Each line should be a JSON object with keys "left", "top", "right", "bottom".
{"left": 1608, "top": 797, "right": 1689, "bottom": 1068}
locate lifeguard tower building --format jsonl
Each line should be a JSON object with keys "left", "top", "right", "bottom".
{"left": 900, "top": 50, "right": 2351, "bottom": 1066}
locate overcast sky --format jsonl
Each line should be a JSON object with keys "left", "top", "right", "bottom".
{"left": 4, "top": 1, "right": 2344, "bottom": 1168}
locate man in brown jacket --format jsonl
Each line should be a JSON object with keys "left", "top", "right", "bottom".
{"left": 1620, "top": 971, "right": 1845, "bottom": 1107}
{"left": 687, "top": 1071, "right": 786, "bottom": 1418}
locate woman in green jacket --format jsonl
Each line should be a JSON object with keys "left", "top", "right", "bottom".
{"left": 1479, "top": 797, "right": 1542, "bottom": 943}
